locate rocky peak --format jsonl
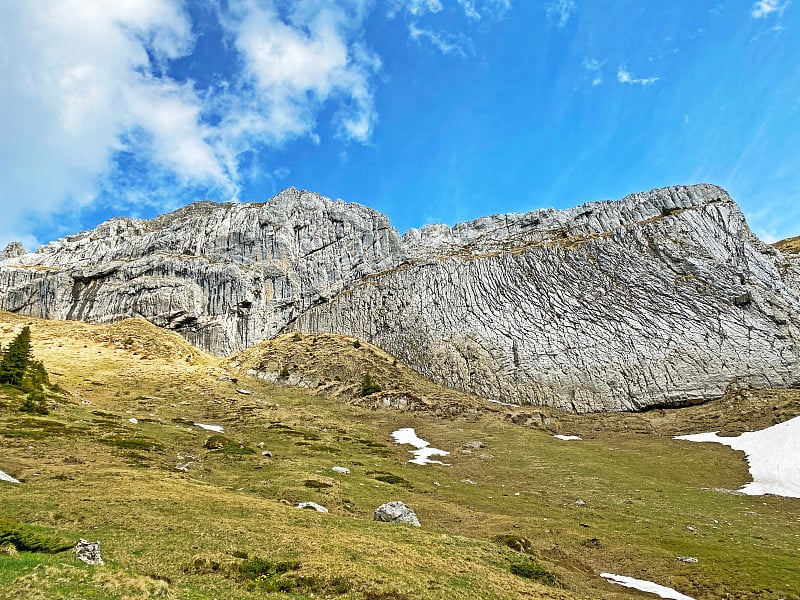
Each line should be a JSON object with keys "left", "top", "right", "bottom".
{"left": 1, "top": 242, "right": 25, "bottom": 260}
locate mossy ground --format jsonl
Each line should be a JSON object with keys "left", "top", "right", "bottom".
{"left": 0, "top": 312, "right": 798, "bottom": 599}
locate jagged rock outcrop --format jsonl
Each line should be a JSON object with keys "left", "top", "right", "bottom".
{"left": 1, "top": 242, "right": 25, "bottom": 260}
{"left": 1, "top": 184, "right": 799, "bottom": 412}
{"left": 0, "top": 189, "right": 403, "bottom": 354}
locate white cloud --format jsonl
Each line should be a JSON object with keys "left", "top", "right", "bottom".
{"left": 0, "top": 0, "right": 382, "bottom": 248}
{"left": 546, "top": 0, "right": 577, "bottom": 28}
{"left": 617, "top": 66, "right": 661, "bottom": 86}
{"left": 751, "top": 0, "right": 790, "bottom": 18}
{"left": 409, "top": 23, "right": 473, "bottom": 57}
{"left": 582, "top": 57, "right": 604, "bottom": 86}
{"left": 456, "top": 0, "right": 511, "bottom": 20}
{"left": 387, "top": 0, "right": 443, "bottom": 18}
{"left": 221, "top": 1, "right": 379, "bottom": 145}
{"left": 389, "top": 0, "right": 510, "bottom": 21}
{"left": 0, "top": 0, "right": 224, "bottom": 247}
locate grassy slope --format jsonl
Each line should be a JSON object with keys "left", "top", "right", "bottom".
{"left": 0, "top": 312, "right": 798, "bottom": 600}
{"left": 774, "top": 236, "right": 800, "bottom": 254}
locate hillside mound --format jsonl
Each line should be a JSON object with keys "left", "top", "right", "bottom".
{"left": 231, "top": 332, "right": 484, "bottom": 416}
{"left": 774, "top": 235, "right": 800, "bottom": 254}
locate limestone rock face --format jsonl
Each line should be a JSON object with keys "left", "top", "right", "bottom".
{"left": 295, "top": 184, "right": 800, "bottom": 411}
{"left": 1, "top": 184, "right": 798, "bottom": 412}
{"left": 0, "top": 188, "right": 404, "bottom": 355}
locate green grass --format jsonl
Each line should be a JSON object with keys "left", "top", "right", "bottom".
{"left": 1, "top": 313, "right": 799, "bottom": 599}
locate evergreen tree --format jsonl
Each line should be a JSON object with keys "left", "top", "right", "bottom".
{"left": 0, "top": 326, "right": 32, "bottom": 386}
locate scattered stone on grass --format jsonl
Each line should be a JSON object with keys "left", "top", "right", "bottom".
{"left": 74, "top": 539, "right": 104, "bottom": 565}
{"left": 297, "top": 502, "right": 329, "bottom": 513}
{"left": 373, "top": 501, "right": 420, "bottom": 526}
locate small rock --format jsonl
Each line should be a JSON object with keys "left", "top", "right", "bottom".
{"left": 256, "top": 442, "right": 264, "bottom": 449}
{"left": 686, "top": 525, "right": 697, "bottom": 532}
{"left": 74, "top": 539, "right": 104, "bottom": 565}
{"left": 235, "top": 389, "right": 252, "bottom": 395}
{"left": 677, "top": 556, "right": 699, "bottom": 563}
{"left": 332, "top": 466, "right": 350, "bottom": 475}
{"left": 373, "top": 501, "right": 420, "bottom": 526}
{"left": 128, "top": 418, "right": 138, "bottom": 424}
{"left": 297, "top": 502, "right": 328, "bottom": 513}
{"left": 462, "top": 441, "right": 485, "bottom": 449}
{"left": 261, "top": 450, "right": 273, "bottom": 458}
{"left": 433, "top": 481, "right": 440, "bottom": 486}
{"left": 575, "top": 499, "right": 587, "bottom": 506}
{"left": 461, "top": 478, "right": 476, "bottom": 485}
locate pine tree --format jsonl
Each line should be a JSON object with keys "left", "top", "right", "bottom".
{"left": 0, "top": 326, "right": 32, "bottom": 386}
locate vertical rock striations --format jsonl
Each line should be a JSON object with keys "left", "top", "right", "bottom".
{"left": 1, "top": 183, "right": 798, "bottom": 411}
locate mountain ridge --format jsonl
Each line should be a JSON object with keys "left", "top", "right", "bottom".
{"left": 2, "top": 183, "right": 799, "bottom": 412}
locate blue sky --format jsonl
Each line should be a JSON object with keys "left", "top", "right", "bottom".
{"left": 0, "top": 0, "right": 797, "bottom": 250}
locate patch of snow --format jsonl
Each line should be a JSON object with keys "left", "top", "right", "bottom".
{"left": 486, "top": 398, "right": 516, "bottom": 407}
{"left": 194, "top": 423, "right": 224, "bottom": 433}
{"left": 0, "top": 469, "right": 20, "bottom": 484}
{"left": 675, "top": 415, "right": 800, "bottom": 498}
{"left": 391, "top": 428, "right": 451, "bottom": 466}
{"left": 554, "top": 434, "right": 582, "bottom": 441}
{"left": 600, "top": 573, "right": 695, "bottom": 599}
{"left": 128, "top": 418, "right": 138, "bottom": 424}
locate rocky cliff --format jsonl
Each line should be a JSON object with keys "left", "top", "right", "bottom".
{"left": 1, "top": 184, "right": 798, "bottom": 411}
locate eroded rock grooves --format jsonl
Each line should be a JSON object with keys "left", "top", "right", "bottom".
{"left": 2, "top": 184, "right": 799, "bottom": 412}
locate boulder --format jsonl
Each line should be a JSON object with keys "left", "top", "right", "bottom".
{"left": 373, "top": 501, "right": 420, "bottom": 526}
{"left": 74, "top": 539, "right": 104, "bottom": 565}
{"left": 296, "top": 502, "right": 328, "bottom": 513}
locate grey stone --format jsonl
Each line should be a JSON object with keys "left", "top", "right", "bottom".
{"left": 462, "top": 441, "right": 485, "bottom": 449}
{"left": 74, "top": 539, "right": 104, "bottom": 565}
{"left": 373, "top": 500, "right": 420, "bottom": 526}
{"left": 296, "top": 501, "right": 328, "bottom": 513}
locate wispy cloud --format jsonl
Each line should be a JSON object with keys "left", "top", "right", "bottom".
{"left": 389, "top": 0, "right": 510, "bottom": 21}
{"left": 617, "top": 66, "right": 660, "bottom": 86}
{"left": 751, "top": 0, "right": 791, "bottom": 18}
{"left": 456, "top": 0, "right": 512, "bottom": 21}
{"left": 583, "top": 57, "right": 604, "bottom": 86}
{"left": 409, "top": 23, "right": 473, "bottom": 57}
{"left": 387, "top": 0, "right": 443, "bottom": 18}
{"left": 546, "top": 0, "right": 577, "bottom": 28}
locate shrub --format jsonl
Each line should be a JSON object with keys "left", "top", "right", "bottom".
{"left": 0, "top": 327, "right": 32, "bottom": 386}
{"left": 0, "top": 517, "right": 72, "bottom": 553}
{"left": 361, "top": 373, "right": 381, "bottom": 396}
{"left": 660, "top": 206, "right": 679, "bottom": 217}
{"left": 509, "top": 558, "right": 560, "bottom": 586}
{"left": 19, "top": 390, "right": 48, "bottom": 415}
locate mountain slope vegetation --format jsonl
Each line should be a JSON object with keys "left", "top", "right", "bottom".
{"left": 0, "top": 311, "right": 798, "bottom": 600}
